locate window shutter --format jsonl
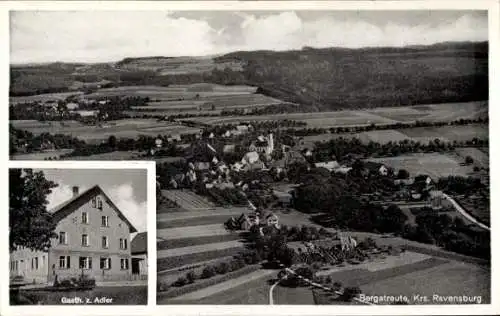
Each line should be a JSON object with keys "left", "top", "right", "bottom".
{"left": 67, "top": 256, "right": 70, "bottom": 268}
{"left": 89, "top": 257, "right": 92, "bottom": 269}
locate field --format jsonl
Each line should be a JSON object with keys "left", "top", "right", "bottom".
{"left": 454, "top": 147, "right": 490, "bottom": 169}
{"left": 83, "top": 84, "right": 256, "bottom": 101}
{"left": 400, "top": 125, "right": 489, "bottom": 143}
{"left": 365, "top": 153, "right": 475, "bottom": 179}
{"left": 187, "top": 101, "right": 487, "bottom": 127}
{"left": 129, "top": 94, "right": 284, "bottom": 115}
{"left": 11, "top": 149, "right": 74, "bottom": 160}
{"left": 9, "top": 92, "right": 84, "bottom": 104}
{"left": 360, "top": 261, "right": 490, "bottom": 304}
{"left": 17, "top": 286, "right": 147, "bottom": 305}
{"left": 298, "top": 124, "right": 488, "bottom": 148}
{"left": 161, "top": 190, "right": 215, "bottom": 210}
{"left": 10, "top": 119, "right": 201, "bottom": 143}
{"left": 62, "top": 150, "right": 143, "bottom": 160}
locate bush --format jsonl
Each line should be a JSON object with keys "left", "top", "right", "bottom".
{"left": 157, "top": 281, "right": 169, "bottom": 292}
{"left": 215, "top": 262, "right": 230, "bottom": 274}
{"left": 325, "top": 276, "right": 332, "bottom": 284}
{"left": 200, "top": 266, "right": 216, "bottom": 279}
{"left": 185, "top": 271, "right": 197, "bottom": 284}
{"left": 173, "top": 276, "right": 188, "bottom": 287}
{"left": 342, "top": 286, "right": 362, "bottom": 301}
{"left": 58, "top": 280, "right": 73, "bottom": 288}
{"left": 331, "top": 281, "right": 343, "bottom": 292}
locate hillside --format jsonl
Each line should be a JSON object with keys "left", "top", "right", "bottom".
{"left": 10, "top": 41, "right": 488, "bottom": 111}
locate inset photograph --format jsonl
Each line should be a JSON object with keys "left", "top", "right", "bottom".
{"left": 9, "top": 167, "right": 148, "bottom": 305}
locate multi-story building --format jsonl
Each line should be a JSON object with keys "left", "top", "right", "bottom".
{"left": 9, "top": 185, "right": 137, "bottom": 284}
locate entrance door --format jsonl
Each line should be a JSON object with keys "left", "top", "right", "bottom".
{"left": 131, "top": 258, "right": 140, "bottom": 275}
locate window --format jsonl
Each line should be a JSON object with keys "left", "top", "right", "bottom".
{"left": 97, "top": 197, "right": 103, "bottom": 210}
{"left": 100, "top": 257, "right": 111, "bottom": 270}
{"left": 59, "top": 256, "right": 70, "bottom": 269}
{"left": 81, "top": 234, "right": 89, "bottom": 247}
{"left": 31, "top": 258, "right": 34, "bottom": 270}
{"left": 79, "top": 257, "right": 92, "bottom": 269}
{"left": 34, "top": 257, "right": 38, "bottom": 270}
{"left": 82, "top": 212, "right": 89, "bottom": 224}
{"left": 119, "top": 238, "right": 128, "bottom": 250}
{"left": 92, "top": 197, "right": 97, "bottom": 208}
{"left": 101, "top": 216, "right": 109, "bottom": 227}
{"left": 120, "top": 258, "right": 129, "bottom": 270}
{"left": 102, "top": 236, "right": 109, "bottom": 249}
{"left": 59, "top": 232, "right": 67, "bottom": 245}
{"left": 15, "top": 261, "right": 18, "bottom": 271}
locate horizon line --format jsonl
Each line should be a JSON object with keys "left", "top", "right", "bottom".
{"left": 10, "top": 40, "right": 488, "bottom": 66}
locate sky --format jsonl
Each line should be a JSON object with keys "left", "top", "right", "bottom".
{"left": 10, "top": 10, "right": 488, "bottom": 64}
{"left": 34, "top": 168, "right": 148, "bottom": 233}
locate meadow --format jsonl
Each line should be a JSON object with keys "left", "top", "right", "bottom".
{"left": 187, "top": 101, "right": 487, "bottom": 127}
{"left": 365, "top": 153, "right": 474, "bottom": 179}
{"left": 10, "top": 119, "right": 201, "bottom": 143}
{"left": 299, "top": 124, "right": 488, "bottom": 147}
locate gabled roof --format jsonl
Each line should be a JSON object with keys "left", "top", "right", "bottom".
{"left": 50, "top": 185, "right": 137, "bottom": 233}
{"left": 364, "top": 161, "right": 385, "bottom": 172}
{"left": 131, "top": 232, "right": 147, "bottom": 255}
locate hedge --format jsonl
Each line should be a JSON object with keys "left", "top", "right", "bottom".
{"left": 157, "top": 264, "right": 261, "bottom": 300}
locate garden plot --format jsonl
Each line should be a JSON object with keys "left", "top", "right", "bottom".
{"left": 366, "top": 153, "right": 474, "bottom": 179}
{"left": 162, "top": 190, "right": 215, "bottom": 210}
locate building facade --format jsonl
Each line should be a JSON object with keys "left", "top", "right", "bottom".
{"left": 10, "top": 185, "right": 137, "bottom": 284}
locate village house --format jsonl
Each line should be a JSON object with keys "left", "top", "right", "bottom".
{"left": 9, "top": 186, "right": 138, "bottom": 284}
{"left": 314, "top": 161, "right": 340, "bottom": 172}
{"left": 272, "top": 190, "right": 293, "bottom": 207}
{"left": 131, "top": 232, "right": 148, "bottom": 277}
{"left": 65, "top": 102, "right": 79, "bottom": 111}
{"left": 364, "top": 161, "right": 389, "bottom": 176}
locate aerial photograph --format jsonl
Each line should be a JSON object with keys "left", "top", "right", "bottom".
{"left": 9, "top": 10, "right": 490, "bottom": 305}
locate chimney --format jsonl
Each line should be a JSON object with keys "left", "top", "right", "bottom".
{"left": 72, "top": 186, "right": 79, "bottom": 197}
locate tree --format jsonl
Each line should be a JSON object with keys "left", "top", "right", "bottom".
{"left": 9, "top": 169, "right": 58, "bottom": 252}
{"left": 465, "top": 156, "right": 474, "bottom": 165}
{"left": 107, "top": 135, "right": 117, "bottom": 149}
{"left": 396, "top": 169, "right": 410, "bottom": 179}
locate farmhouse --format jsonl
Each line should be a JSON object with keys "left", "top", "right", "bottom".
{"left": 364, "top": 161, "right": 389, "bottom": 176}
{"left": 273, "top": 190, "right": 293, "bottom": 207}
{"left": 131, "top": 232, "right": 148, "bottom": 277}
{"left": 66, "top": 102, "right": 79, "bottom": 111}
{"left": 9, "top": 186, "right": 137, "bottom": 284}
{"left": 74, "top": 110, "right": 99, "bottom": 117}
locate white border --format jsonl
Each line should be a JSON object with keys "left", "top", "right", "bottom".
{"left": 1, "top": 1, "right": 499, "bottom": 315}
{"left": 2, "top": 161, "right": 156, "bottom": 314}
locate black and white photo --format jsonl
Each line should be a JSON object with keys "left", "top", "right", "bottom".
{"left": 9, "top": 167, "right": 148, "bottom": 305}
{"left": 2, "top": 1, "right": 499, "bottom": 314}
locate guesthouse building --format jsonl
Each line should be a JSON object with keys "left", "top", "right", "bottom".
{"left": 9, "top": 185, "right": 137, "bottom": 284}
